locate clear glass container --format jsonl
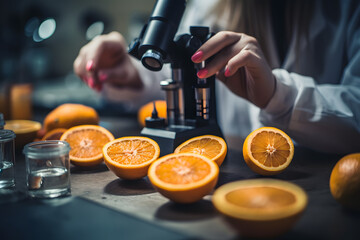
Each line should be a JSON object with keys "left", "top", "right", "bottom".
{"left": 0, "top": 113, "right": 5, "bottom": 129}
{"left": 23, "top": 140, "right": 71, "bottom": 198}
{"left": 0, "top": 129, "right": 16, "bottom": 189}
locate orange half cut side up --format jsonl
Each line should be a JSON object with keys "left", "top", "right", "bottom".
{"left": 243, "top": 127, "right": 294, "bottom": 175}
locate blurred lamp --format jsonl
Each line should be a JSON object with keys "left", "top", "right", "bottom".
{"left": 81, "top": 10, "right": 109, "bottom": 41}
{"left": 86, "top": 21, "right": 104, "bottom": 40}
{"left": 26, "top": 18, "right": 56, "bottom": 42}
{"left": 38, "top": 18, "right": 56, "bottom": 40}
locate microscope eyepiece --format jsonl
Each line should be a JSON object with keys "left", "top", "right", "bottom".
{"left": 141, "top": 49, "right": 164, "bottom": 71}
{"left": 129, "top": 0, "right": 186, "bottom": 71}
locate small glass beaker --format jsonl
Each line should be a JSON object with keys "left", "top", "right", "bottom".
{"left": 0, "top": 129, "right": 16, "bottom": 189}
{"left": 23, "top": 140, "right": 71, "bottom": 198}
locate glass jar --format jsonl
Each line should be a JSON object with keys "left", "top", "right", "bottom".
{"left": 23, "top": 140, "right": 71, "bottom": 198}
{"left": 0, "top": 129, "right": 16, "bottom": 189}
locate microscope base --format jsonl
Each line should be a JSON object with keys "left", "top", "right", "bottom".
{"left": 141, "top": 123, "right": 224, "bottom": 156}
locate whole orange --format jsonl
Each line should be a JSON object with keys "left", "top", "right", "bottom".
{"left": 43, "top": 103, "right": 99, "bottom": 132}
{"left": 329, "top": 153, "right": 360, "bottom": 210}
{"left": 137, "top": 100, "right": 166, "bottom": 127}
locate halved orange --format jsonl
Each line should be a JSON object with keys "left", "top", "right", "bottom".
{"left": 60, "top": 125, "right": 115, "bottom": 167}
{"left": 174, "top": 135, "right": 227, "bottom": 166}
{"left": 103, "top": 136, "right": 160, "bottom": 180}
{"left": 243, "top": 127, "right": 294, "bottom": 175}
{"left": 5, "top": 120, "right": 42, "bottom": 148}
{"left": 148, "top": 153, "right": 219, "bottom": 203}
{"left": 41, "top": 128, "right": 67, "bottom": 141}
{"left": 212, "top": 179, "right": 308, "bottom": 238}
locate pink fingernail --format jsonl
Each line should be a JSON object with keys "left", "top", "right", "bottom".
{"left": 197, "top": 69, "right": 208, "bottom": 78}
{"left": 191, "top": 51, "right": 203, "bottom": 62}
{"left": 88, "top": 77, "right": 95, "bottom": 88}
{"left": 224, "top": 67, "right": 231, "bottom": 77}
{"left": 86, "top": 60, "right": 94, "bottom": 71}
{"left": 99, "top": 73, "right": 107, "bottom": 82}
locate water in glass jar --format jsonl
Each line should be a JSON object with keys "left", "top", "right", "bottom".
{"left": 0, "top": 161, "right": 15, "bottom": 188}
{"left": 28, "top": 167, "right": 70, "bottom": 198}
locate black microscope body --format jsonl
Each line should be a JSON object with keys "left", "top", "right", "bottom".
{"left": 129, "top": 0, "right": 223, "bottom": 156}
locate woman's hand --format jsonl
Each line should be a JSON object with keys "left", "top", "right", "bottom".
{"left": 191, "top": 31, "right": 276, "bottom": 109}
{"left": 73, "top": 31, "right": 142, "bottom": 92}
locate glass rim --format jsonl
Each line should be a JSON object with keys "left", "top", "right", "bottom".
{"left": 23, "top": 140, "right": 71, "bottom": 156}
{"left": 0, "top": 129, "right": 16, "bottom": 142}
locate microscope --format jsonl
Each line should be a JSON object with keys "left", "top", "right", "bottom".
{"left": 129, "top": 0, "right": 223, "bottom": 156}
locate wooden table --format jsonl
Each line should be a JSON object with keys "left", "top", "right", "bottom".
{"left": 1, "top": 115, "right": 360, "bottom": 240}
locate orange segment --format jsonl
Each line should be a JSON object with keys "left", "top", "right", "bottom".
{"left": 60, "top": 125, "right": 115, "bottom": 167}
{"left": 174, "top": 135, "right": 227, "bottom": 166}
{"left": 148, "top": 153, "right": 219, "bottom": 203}
{"left": 243, "top": 127, "right": 294, "bottom": 175}
{"left": 103, "top": 137, "right": 160, "bottom": 180}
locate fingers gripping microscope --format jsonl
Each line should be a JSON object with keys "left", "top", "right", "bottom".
{"left": 129, "top": 0, "right": 224, "bottom": 156}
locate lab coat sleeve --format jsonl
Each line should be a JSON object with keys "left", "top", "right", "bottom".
{"left": 101, "top": 57, "right": 168, "bottom": 112}
{"left": 259, "top": 2, "right": 360, "bottom": 154}
{"left": 260, "top": 58, "right": 360, "bottom": 154}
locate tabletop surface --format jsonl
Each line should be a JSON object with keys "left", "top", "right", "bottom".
{"left": 1, "top": 115, "right": 360, "bottom": 240}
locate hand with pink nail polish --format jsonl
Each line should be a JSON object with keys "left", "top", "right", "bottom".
{"left": 88, "top": 77, "right": 95, "bottom": 88}
{"left": 74, "top": 31, "right": 143, "bottom": 91}
{"left": 191, "top": 51, "right": 203, "bottom": 62}
{"left": 98, "top": 73, "right": 108, "bottom": 83}
{"left": 86, "top": 60, "right": 94, "bottom": 71}
{"left": 191, "top": 31, "right": 276, "bottom": 109}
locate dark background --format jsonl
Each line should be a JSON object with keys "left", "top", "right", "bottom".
{"left": 0, "top": 0, "right": 156, "bottom": 113}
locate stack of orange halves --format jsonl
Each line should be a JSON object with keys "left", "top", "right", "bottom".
{"left": 102, "top": 135, "right": 227, "bottom": 204}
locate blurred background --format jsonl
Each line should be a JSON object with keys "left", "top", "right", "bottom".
{"left": 0, "top": 0, "right": 156, "bottom": 119}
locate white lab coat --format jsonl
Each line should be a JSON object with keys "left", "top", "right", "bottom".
{"left": 103, "top": 0, "right": 360, "bottom": 154}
